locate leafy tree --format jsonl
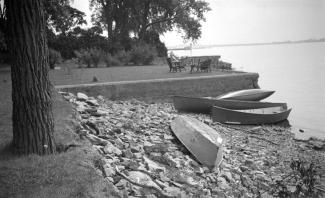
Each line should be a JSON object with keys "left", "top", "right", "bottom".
{"left": 49, "top": 27, "right": 109, "bottom": 59}
{"left": 141, "top": 30, "right": 167, "bottom": 57}
{"left": 90, "top": 0, "right": 210, "bottom": 42}
{"left": 5, "top": 0, "right": 55, "bottom": 154}
{"left": 44, "top": 0, "right": 87, "bottom": 35}
{"left": 135, "top": 0, "right": 210, "bottom": 41}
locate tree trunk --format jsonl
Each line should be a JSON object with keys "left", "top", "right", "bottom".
{"left": 139, "top": 0, "right": 151, "bottom": 41}
{"left": 5, "top": 0, "right": 55, "bottom": 155}
{"left": 102, "top": 0, "right": 113, "bottom": 42}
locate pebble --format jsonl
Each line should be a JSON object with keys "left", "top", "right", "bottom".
{"left": 217, "top": 177, "right": 231, "bottom": 190}
{"left": 103, "top": 164, "right": 116, "bottom": 177}
{"left": 122, "top": 148, "right": 134, "bottom": 158}
{"left": 221, "top": 171, "right": 235, "bottom": 183}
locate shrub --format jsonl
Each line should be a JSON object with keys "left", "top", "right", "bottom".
{"left": 89, "top": 48, "right": 103, "bottom": 67}
{"left": 92, "top": 76, "right": 98, "bottom": 82}
{"left": 130, "top": 43, "right": 157, "bottom": 65}
{"left": 74, "top": 49, "right": 92, "bottom": 68}
{"left": 103, "top": 52, "right": 122, "bottom": 67}
{"left": 114, "top": 50, "right": 131, "bottom": 66}
{"left": 142, "top": 31, "right": 167, "bottom": 57}
{"left": 49, "top": 49, "right": 62, "bottom": 69}
{"left": 271, "top": 158, "right": 324, "bottom": 198}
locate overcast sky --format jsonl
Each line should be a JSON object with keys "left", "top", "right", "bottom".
{"left": 72, "top": 0, "right": 325, "bottom": 47}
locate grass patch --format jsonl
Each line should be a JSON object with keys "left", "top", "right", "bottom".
{"left": 0, "top": 70, "right": 121, "bottom": 198}
{"left": 0, "top": 147, "right": 120, "bottom": 198}
{"left": 49, "top": 62, "right": 237, "bottom": 86}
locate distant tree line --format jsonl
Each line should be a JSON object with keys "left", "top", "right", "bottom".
{"left": 1, "top": 0, "right": 210, "bottom": 64}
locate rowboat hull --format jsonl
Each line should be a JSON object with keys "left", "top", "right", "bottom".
{"left": 217, "top": 89, "right": 275, "bottom": 101}
{"left": 211, "top": 106, "right": 292, "bottom": 125}
{"left": 172, "top": 95, "right": 287, "bottom": 114}
{"left": 171, "top": 116, "right": 224, "bottom": 167}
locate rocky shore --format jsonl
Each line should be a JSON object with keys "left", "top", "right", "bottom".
{"left": 60, "top": 92, "right": 325, "bottom": 198}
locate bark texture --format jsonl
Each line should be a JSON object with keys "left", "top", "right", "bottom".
{"left": 5, "top": 0, "right": 55, "bottom": 154}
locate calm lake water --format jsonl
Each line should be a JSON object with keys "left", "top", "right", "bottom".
{"left": 175, "top": 42, "right": 325, "bottom": 139}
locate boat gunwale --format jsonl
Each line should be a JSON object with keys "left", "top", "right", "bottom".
{"left": 212, "top": 105, "right": 292, "bottom": 115}
{"left": 172, "top": 95, "right": 287, "bottom": 107}
{"left": 216, "top": 89, "right": 275, "bottom": 100}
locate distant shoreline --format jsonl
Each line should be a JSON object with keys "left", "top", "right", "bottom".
{"left": 168, "top": 39, "right": 325, "bottom": 50}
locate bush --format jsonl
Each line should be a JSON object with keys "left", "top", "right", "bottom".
{"left": 114, "top": 50, "right": 131, "bottom": 66}
{"left": 271, "top": 158, "right": 324, "bottom": 198}
{"left": 103, "top": 52, "right": 122, "bottom": 67}
{"left": 49, "top": 49, "right": 62, "bottom": 69}
{"left": 130, "top": 43, "right": 157, "bottom": 65}
{"left": 74, "top": 49, "right": 92, "bottom": 68}
{"left": 89, "top": 48, "right": 103, "bottom": 67}
{"left": 142, "top": 31, "right": 167, "bottom": 57}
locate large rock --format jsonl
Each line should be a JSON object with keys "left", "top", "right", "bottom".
{"left": 127, "top": 171, "right": 162, "bottom": 190}
{"left": 103, "top": 142, "right": 122, "bottom": 156}
{"left": 86, "top": 134, "right": 109, "bottom": 146}
{"left": 77, "top": 92, "right": 88, "bottom": 101}
{"left": 87, "top": 99, "right": 99, "bottom": 106}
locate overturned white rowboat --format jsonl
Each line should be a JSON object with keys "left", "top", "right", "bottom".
{"left": 170, "top": 116, "right": 224, "bottom": 167}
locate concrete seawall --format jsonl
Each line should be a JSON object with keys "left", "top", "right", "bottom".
{"left": 56, "top": 72, "right": 259, "bottom": 102}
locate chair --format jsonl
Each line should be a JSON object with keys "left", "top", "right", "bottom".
{"left": 167, "top": 58, "right": 180, "bottom": 72}
{"left": 190, "top": 58, "right": 200, "bottom": 73}
{"left": 178, "top": 57, "right": 188, "bottom": 71}
{"left": 199, "top": 59, "right": 212, "bottom": 72}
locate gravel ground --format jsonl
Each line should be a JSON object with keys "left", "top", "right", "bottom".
{"left": 62, "top": 91, "right": 325, "bottom": 198}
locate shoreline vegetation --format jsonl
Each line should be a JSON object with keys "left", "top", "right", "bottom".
{"left": 168, "top": 38, "right": 325, "bottom": 50}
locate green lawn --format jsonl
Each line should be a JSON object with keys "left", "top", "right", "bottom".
{"left": 0, "top": 70, "right": 120, "bottom": 198}
{"left": 50, "top": 61, "right": 237, "bottom": 86}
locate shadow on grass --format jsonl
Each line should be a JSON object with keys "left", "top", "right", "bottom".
{"left": 0, "top": 143, "right": 17, "bottom": 161}
{"left": 0, "top": 146, "right": 121, "bottom": 198}
{"left": 0, "top": 88, "right": 122, "bottom": 198}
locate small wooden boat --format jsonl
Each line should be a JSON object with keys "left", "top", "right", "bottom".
{"left": 217, "top": 89, "right": 275, "bottom": 101}
{"left": 172, "top": 95, "right": 287, "bottom": 114}
{"left": 211, "top": 106, "right": 292, "bottom": 125}
{"left": 170, "top": 116, "right": 224, "bottom": 167}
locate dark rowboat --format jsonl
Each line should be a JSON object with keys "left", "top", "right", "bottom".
{"left": 172, "top": 95, "right": 287, "bottom": 114}
{"left": 170, "top": 116, "right": 224, "bottom": 167}
{"left": 211, "top": 106, "right": 292, "bottom": 125}
{"left": 217, "top": 89, "right": 275, "bottom": 101}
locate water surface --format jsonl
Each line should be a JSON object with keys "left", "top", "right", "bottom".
{"left": 175, "top": 42, "right": 325, "bottom": 139}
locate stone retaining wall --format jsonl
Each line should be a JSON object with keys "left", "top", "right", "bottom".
{"left": 56, "top": 73, "right": 259, "bottom": 102}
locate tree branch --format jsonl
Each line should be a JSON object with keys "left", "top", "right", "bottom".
{"left": 144, "top": 6, "right": 181, "bottom": 30}
{"left": 145, "top": 15, "right": 176, "bottom": 30}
